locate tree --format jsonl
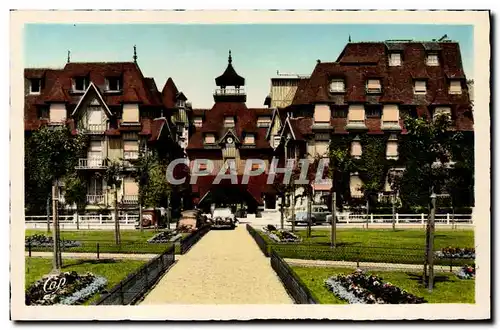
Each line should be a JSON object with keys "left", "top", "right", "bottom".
{"left": 134, "top": 152, "right": 171, "bottom": 229}
{"left": 104, "top": 160, "right": 124, "bottom": 245}
{"left": 329, "top": 147, "right": 355, "bottom": 247}
{"left": 62, "top": 173, "right": 87, "bottom": 229}
{"left": 24, "top": 126, "right": 87, "bottom": 270}
{"left": 401, "top": 113, "right": 461, "bottom": 289}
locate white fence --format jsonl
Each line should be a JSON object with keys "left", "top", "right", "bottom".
{"left": 335, "top": 213, "right": 472, "bottom": 225}
{"left": 25, "top": 214, "right": 139, "bottom": 230}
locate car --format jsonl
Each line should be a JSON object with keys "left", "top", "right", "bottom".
{"left": 287, "top": 206, "right": 331, "bottom": 225}
{"left": 211, "top": 208, "right": 237, "bottom": 229}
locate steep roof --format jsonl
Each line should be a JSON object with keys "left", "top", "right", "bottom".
{"left": 290, "top": 41, "right": 472, "bottom": 131}
{"left": 187, "top": 103, "right": 273, "bottom": 150}
{"left": 161, "top": 77, "right": 179, "bottom": 109}
{"left": 215, "top": 51, "right": 245, "bottom": 87}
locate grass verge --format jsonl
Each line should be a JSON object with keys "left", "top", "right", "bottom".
{"left": 292, "top": 266, "right": 475, "bottom": 304}
{"left": 256, "top": 228, "right": 474, "bottom": 265}
{"left": 25, "top": 257, "right": 146, "bottom": 304}
{"left": 25, "top": 229, "right": 184, "bottom": 254}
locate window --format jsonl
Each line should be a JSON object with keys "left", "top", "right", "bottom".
{"left": 333, "top": 108, "right": 347, "bottom": 118}
{"left": 273, "top": 136, "right": 281, "bottom": 148}
{"left": 38, "top": 107, "right": 49, "bottom": 119}
{"left": 389, "top": 53, "right": 402, "bottom": 66}
{"left": 414, "top": 80, "right": 427, "bottom": 94}
{"left": 347, "top": 104, "right": 365, "bottom": 123}
{"left": 366, "top": 107, "right": 381, "bottom": 118}
{"left": 449, "top": 80, "right": 462, "bottom": 94}
{"left": 366, "top": 79, "right": 382, "bottom": 93}
{"left": 204, "top": 134, "right": 215, "bottom": 144}
{"left": 49, "top": 104, "right": 67, "bottom": 124}
{"left": 73, "top": 77, "right": 89, "bottom": 92}
{"left": 244, "top": 134, "right": 255, "bottom": 145}
{"left": 382, "top": 104, "right": 400, "bottom": 125}
{"left": 426, "top": 53, "right": 439, "bottom": 66}
{"left": 177, "top": 99, "right": 186, "bottom": 108}
{"left": 433, "top": 107, "right": 452, "bottom": 121}
{"left": 351, "top": 138, "right": 362, "bottom": 158}
{"left": 193, "top": 117, "right": 203, "bottom": 127}
{"left": 122, "top": 104, "right": 139, "bottom": 123}
{"left": 124, "top": 140, "right": 139, "bottom": 160}
{"left": 329, "top": 79, "right": 345, "bottom": 93}
{"left": 29, "top": 78, "right": 41, "bottom": 94}
{"left": 88, "top": 140, "right": 102, "bottom": 163}
{"left": 257, "top": 116, "right": 271, "bottom": 128}
{"left": 224, "top": 116, "right": 235, "bottom": 127}
{"left": 386, "top": 134, "right": 399, "bottom": 160}
{"left": 106, "top": 77, "right": 121, "bottom": 91}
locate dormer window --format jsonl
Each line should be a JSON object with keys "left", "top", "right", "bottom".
{"left": 257, "top": 116, "right": 271, "bottom": 128}
{"left": 389, "top": 53, "right": 402, "bottom": 66}
{"left": 177, "top": 99, "right": 186, "bottom": 108}
{"left": 426, "top": 53, "right": 439, "bottom": 66}
{"left": 329, "top": 79, "right": 345, "bottom": 93}
{"left": 414, "top": 80, "right": 427, "bottom": 95}
{"left": 366, "top": 79, "right": 382, "bottom": 93}
{"left": 449, "top": 80, "right": 462, "bottom": 94}
{"left": 224, "top": 116, "right": 235, "bottom": 128}
{"left": 204, "top": 134, "right": 216, "bottom": 144}
{"left": 106, "top": 77, "right": 121, "bottom": 91}
{"left": 29, "top": 78, "right": 41, "bottom": 94}
{"left": 73, "top": 76, "right": 89, "bottom": 92}
{"left": 193, "top": 117, "right": 203, "bottom": 127}
{"left": 244, "top": 133, "right": 255, "bottom": 145}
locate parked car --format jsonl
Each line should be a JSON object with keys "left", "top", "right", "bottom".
{"left": 211, "top": 208, "right": 237, "bottom": 229}
{"left": 287, "top": 206, "right": 331, "bottom": 225}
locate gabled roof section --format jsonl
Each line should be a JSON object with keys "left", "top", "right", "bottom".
{"left": 161, "top": 77, "right": 179, "bottom": 109}
{"left": 122, "top": 87, "right": 142, "bottom": 103}
{"left": 218, "top": 129, "right": 241, "bottom": 145}
{"left": 43, "top": 78, "right": 70, "bottom": 103}
{"left": 150, "top": 117, "right": 175, "bottom": 142}
{"left": 71, "top": 82, "right": 112, "bottom": 117}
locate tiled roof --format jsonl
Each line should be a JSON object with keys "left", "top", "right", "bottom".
{"left": 24, "top": 62, "right": 169, "bottom": 133}
{"left": 187, "top": 102, "right": 273, "bottom": 150}
{"left": 161, "top": 77, "right": 179, "bottom": 109}
{"left": 290, "top": 41, "right": 472, "bottom": 131}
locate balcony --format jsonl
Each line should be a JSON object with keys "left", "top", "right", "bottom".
{"left": 381, "top": 120, "right": 402, "bottom": 131}
{"left": 122, "top": 195, "right": 139, "bottom": 205}
{"left": 213, "top": 87, "right": 247, "bottom": 102}
{"left": 214, "top": 87, "right": 246, "bottom": 96}
{"left": 345, "top": 120, "right": 367, "bottom": 130}
{"left": 87, "top": 194, "right": 106, "bottom": 205}
{"left": 124, "top": 151, "right": 139, "bottom": 160}
{"left": 76, "top": 158, "right": 108, "bottom": 169}
{"left": 81, "top": 124, "right": 107, "bottom": 134}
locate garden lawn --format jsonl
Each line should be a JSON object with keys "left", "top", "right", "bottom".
{"left": 25, "top": 257, "right": 146, "bottom": 304}
{"left": 292, "top": 266, "right": 475, "bottom": 304}
{"left": 25, "top": 229, "right": 181, "bottom": 254}
{"left": 258, "top": 228, "right": 474, "bottom": 265}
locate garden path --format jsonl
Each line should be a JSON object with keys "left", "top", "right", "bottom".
{"left": 140, "top": 226, "right": 293, "bottom": 304}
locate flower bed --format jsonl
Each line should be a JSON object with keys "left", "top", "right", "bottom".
{"left": 456, "top": 264, "right": 475, "bottom": 280}
{"left": 263, "top": 225, "right": 301, "bottom": 243}
{"left": 25, "top": 271, "right": 107, "bottom": 305}
{"left": 25, "top": 234, "right": 81, "bottom": 248}
{"left": 324, "top": 269, "right": 427, "bottom": 304}
{"left": 435, "top": 247, "right": 475, "bottom": 259}
{"left": 147, "top": 231, "right": 182, "bottom": 244}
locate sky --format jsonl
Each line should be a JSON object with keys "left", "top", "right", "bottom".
{"left": 24, "top": 24, "right": 473, "bottom": 108}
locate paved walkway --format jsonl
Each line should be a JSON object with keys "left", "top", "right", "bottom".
{"left": 141, "top": 226, "right": 293, "bottom": 304}
{"left": 285, "top": 258, "right": 462, "bottom": 272}
{"left": 25, "top": 251, "right": 159, "bottom": 260}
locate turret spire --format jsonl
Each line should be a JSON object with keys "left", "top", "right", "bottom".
{"left": 133, "top": 45, "right": 137, "bottom": 63}
{"left": 228, "top": 50, "right": 232, "bottom": 64}
{"left": 67, "top": 50, "right": 71, "bottom": 63}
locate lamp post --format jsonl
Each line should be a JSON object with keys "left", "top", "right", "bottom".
{"left": 427, "top": 192, "right": 437, "bottom": 291}
{"left": 392, "top": 193, "right": 396, "bottom": 231}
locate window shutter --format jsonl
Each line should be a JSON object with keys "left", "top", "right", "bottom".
{"left": 386, "top": 141, "right": 398, "bottom": 158}
{"left": 367, "top": 79, "right": 381, "bottom": 89}
{"left": 351, "top": 141, "right": 362, "bottom": 158}
{"left": 123, "top": 177, "right": 139, "bottom": 196}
